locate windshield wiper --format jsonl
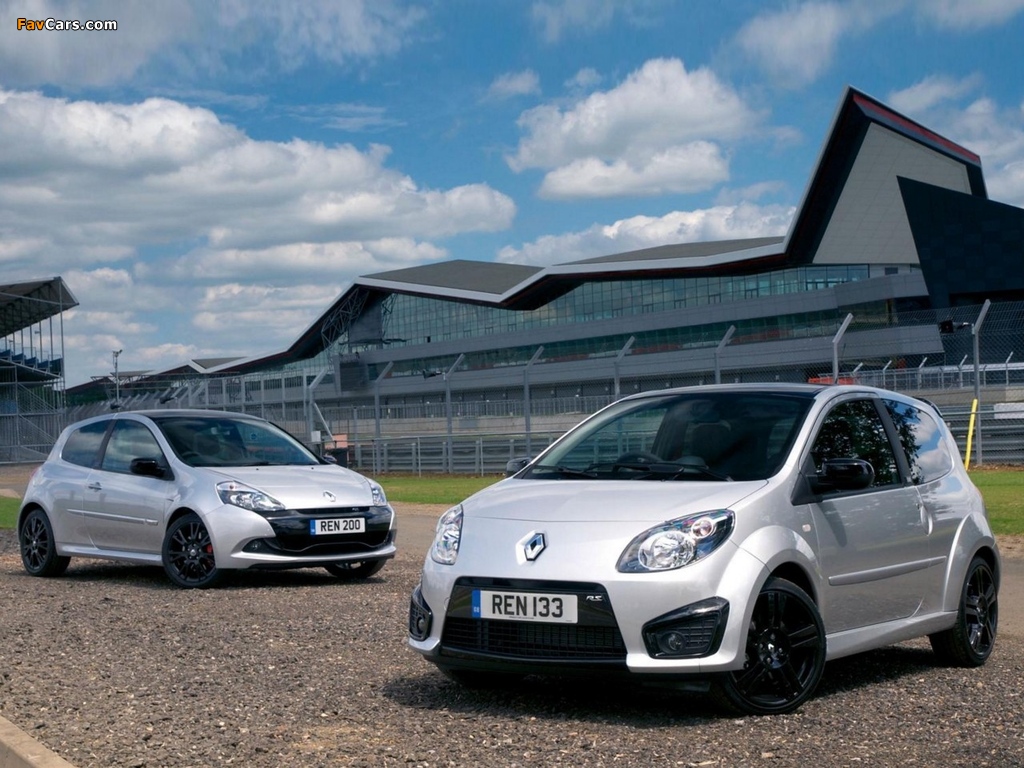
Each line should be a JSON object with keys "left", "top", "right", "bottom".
{"left": 588, "top": 459, "right": 732, "bottom": 481}
{"left": 527, "top": 464, "right": 598, "bottom": 479}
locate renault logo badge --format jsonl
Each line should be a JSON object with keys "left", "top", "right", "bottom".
{"left": 524, "top": 532, "right": 546, "bottom": 561}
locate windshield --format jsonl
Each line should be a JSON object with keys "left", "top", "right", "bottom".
{"left": 152, "top": 415, "right": 320, "bottom": 468}
{"left": 524, "top": 391, "right": 812, "bottom": 481}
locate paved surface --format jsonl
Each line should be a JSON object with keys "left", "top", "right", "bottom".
{"left": 1, "top": 463, "right": 1021, "bottom": 767}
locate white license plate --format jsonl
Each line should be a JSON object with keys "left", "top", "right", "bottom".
{"left": 310, "top": 517, "right": 365, "bottom": 535}
{"left": 472, "top": 590, "right": 578, "bottom": 624}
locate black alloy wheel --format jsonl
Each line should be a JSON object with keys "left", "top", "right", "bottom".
{"left": 19, "top": 508, "right": 71, "bottom": 577}
{"left": 930, "top": 555, "right": 998, "bottom": 666}
{"left": 162, "top": 513, "right": 222, "bottom": 588}
{"left": 323, "top": 559, "right": 386, "bottom": 579}
{"left": 712, "top": 577, "right": 826, "bottom": 716}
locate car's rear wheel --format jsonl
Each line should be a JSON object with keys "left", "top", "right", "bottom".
{"left": 323, "top": 559, "right": 387, "bottom": 579}
{"left": 19, "top": 508, "right": 70, "bottom": 577}
{"left": 929, "top": 555, "right": 998, "bottom": 666}
{"left": 162, "top": 513, "right": 222, "bottom": 589}
{"left": 712, "top": 577, "right": 826, "bottom": 716}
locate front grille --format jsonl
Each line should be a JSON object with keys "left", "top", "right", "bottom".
{"left": 440, "top": 578, "right": 626, "bottom": 662}
{"left": 442, "top": 617, "right": 625, "bottom": 660}
{"left": 256, "top": 506, "right": 393, "bottom": 556}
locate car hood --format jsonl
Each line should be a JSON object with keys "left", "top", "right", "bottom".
{"left": 464, "top": 477, "right": 767, "bottom": 524}
{"left": 205, "top": 464, "right": 378, "bottom": 507}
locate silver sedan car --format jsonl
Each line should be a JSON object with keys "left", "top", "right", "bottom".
{"left": 19, "top": 410, "right": 396, "bottom": 588}
{"left": 408, "top": 384, "right": 1000, "bottom": 715}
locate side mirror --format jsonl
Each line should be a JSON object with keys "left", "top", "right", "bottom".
{"left": 505, "top": 457, "right": 532, "bottom": 477}
{"left": 129, "top": 457, "right": 169, "bottom": 479}
{"left": 811, "top": 457, "right": 874, "bottom": 494}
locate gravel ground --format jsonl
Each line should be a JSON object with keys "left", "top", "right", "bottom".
{"left": 2, "top": 463, "right": 1024, "bottom": 767}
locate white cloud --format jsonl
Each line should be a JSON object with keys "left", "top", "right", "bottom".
{"left": 0, "top": 88, "right": 515, "bottom": 273}
{"left": 507, "top": 58, "right": 760, "bottom": 199}
{"left": 0, "top": 87, "right": 515, "bottom": 385}
{"left": 159, "top": 239, "right": 447, "bottom": 284}
{"left": 0, "top": 0, "right": 426, "bottom": 88}
{"left": 485, "top": 70, "right": 541, "bottom": 101}
{"left": 733, "top": 2, "right": 871, "bottom": 88}
{"left": 530, "top": 0, "right": 616, "bottom": 42}
{"left": 888, "top": 75, "right": 984, "bottom": 114}
{"left": 538, "top": 142, "right": 729, "bottom": 199}
{"left": 565, "top": 68, "right": 602, "bottom": 92}
{"left": 734, "top": 1, "right": 1024, "bottom": 88}
{"left": 915, "top": 0, "right": 1024, "bottom": 29}
{"left": 497, "top": 203, "right": 795, "bottom": 266}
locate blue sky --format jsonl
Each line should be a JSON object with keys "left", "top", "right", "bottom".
{"left": 3, "top": 0, "right": 1024, "bottom": 387}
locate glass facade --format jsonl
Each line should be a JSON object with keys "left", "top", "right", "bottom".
{"left": 277, "top": 263, "right": 918, "bottom": 381}
{"left": 375, "top": 265, "right": 873, "bottom": 349}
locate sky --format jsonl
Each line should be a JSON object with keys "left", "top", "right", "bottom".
{"left": 3, "top": 0, "right": 1024, "bottom": 388}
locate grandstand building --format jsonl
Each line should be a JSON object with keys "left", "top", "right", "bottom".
{"left": 66, "top": 86, "right": 1024, "bottom": 463}
{"left": 1, "top": 278, "right": 77, "bottom": 461}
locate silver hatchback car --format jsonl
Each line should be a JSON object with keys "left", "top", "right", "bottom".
{"left": 409, "top": 384, "right": 1000, "bottom": 715}
{"left": 19, "top": 410, "right": 396, "bottom": 588}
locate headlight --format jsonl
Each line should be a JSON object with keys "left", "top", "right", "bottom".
{"left": 430, "top": 504, "right": 463, "bottom": 565}
{"left": 216, "top": 481, "right": 285, "bottom": 513}
{"left": 370, "top": 483, "right": 388, "bottom": 507}
{"left": 617, "top": 510, "right": 734, "bottom": 573}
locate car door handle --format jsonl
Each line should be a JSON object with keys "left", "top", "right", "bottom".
{"left": 87, "top": 482, "right": 102, "bottom": 491}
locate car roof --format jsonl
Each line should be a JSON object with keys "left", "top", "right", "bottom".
{"left": 616, "top": 382, "right": 933, "bottom": 407}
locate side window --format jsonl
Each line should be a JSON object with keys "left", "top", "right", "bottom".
{"left": 884, "top": 399, "right": 954, "bottom": 484}
{"left": 61, "top": 421, "right": 109, "bottom": 468}
{"left": 100, "top": 421, "right": 166, "bottom": 475}
{"left": 810, "top": 399, "right": 900, "bottom": 487}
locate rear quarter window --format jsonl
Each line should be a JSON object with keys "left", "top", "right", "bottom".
{"left": 61, "top": 421, "right": 109, "bottom": 468}
{"left": 884, "top": 399, "right": 954, "bottom": 484}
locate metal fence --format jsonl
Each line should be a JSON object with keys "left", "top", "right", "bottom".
{"left": 8, "top": 299, "right": 1024, "bottom": 472}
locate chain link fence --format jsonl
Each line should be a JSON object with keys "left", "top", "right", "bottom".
{"left": 11, "top": 299, "right": 1024, "bottom": 472}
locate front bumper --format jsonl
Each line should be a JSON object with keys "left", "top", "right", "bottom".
{"left": 209, "top": 503, "right": 397, "bottom": 570}
{"left": 408, "top": 557, "right": 756, "bottom": 678}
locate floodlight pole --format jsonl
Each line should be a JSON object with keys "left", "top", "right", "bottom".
{"left": 444, "top": 354, "right": 464, "bottom": 473}
{"left": 972, "top": 300, "right": 991, "bottom": 466}
{"left": 715, "top": 326, "right": 736, "bottom": 384}
{"left": 613, "top": 336, "right": 635, "bottom": 397}
{"left": 112, "top": 349, "right": 122, "bottom": 407}
{"left": 524, "top": 346, "right": 544, "bottom": 457}
{"left": 832, "top": 314, "right": 854, "bottom": 384}
{"left": 373, "top": 362, "right": 394, "bottom": 474}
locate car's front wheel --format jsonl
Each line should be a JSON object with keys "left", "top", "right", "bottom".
{"left": 323, "top": 559, "right": 386, "bottom": 579}
{"left": 162, "top": 513, "right": 222, "bottom": 589}
{"left": 929, "top": 555, "right": 998, "bottom": 666}
{"left": 712, "top": 577, "right": 826, "bottom": 716}
{"left": 19, "top": 508, "right": 70, "bottom": 577}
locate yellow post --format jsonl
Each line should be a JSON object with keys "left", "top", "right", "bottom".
{"left": 964, "top": 398, "right": 978, "bottom": 469}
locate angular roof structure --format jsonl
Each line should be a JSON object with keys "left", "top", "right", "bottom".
{"left": 146, "top": 85, "right": 1017, "bottom": 379}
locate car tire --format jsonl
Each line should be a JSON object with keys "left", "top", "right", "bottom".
{"left": 19, "top": 508, "right": 71, "bottom": 577}
{"left": 929, "top": 555, "right": 998, "bottom": 667}
{"left": 323, "top": 559, "right": 387, "bottom": 579}
{"left": 162, "top": 513, "right": 222, "bottom": 589}
{"left": 712, "top": 577, "right": 826, "bottom": 716}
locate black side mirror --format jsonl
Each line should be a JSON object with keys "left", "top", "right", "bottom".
{"left": 811, "top": 457, "right": 874, "bottom": 494}
{"left": 129, "top": 457, "right": 169, "bottom": 479}
{"left": 505, "top": 457, "right": 532, "bottom": 477}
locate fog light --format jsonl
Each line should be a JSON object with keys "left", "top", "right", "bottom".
{"left": 642, "top": 598, "right": 729, "bottom": 658}
{"left": 408, "top": 585, "right": 433, "bottom": 641}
